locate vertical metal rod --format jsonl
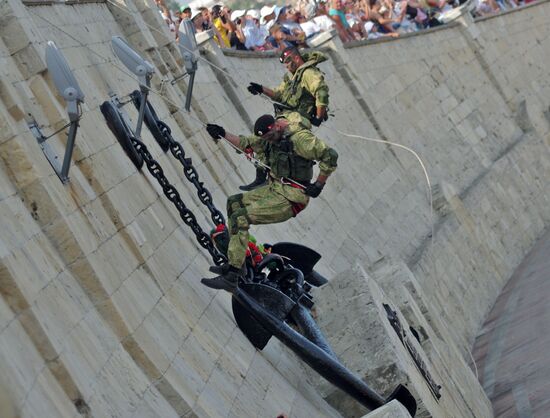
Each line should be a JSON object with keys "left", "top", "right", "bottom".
{"left": 60, "top": 121, "right": 78, "bottom": 183}
{"left": 135, "top": 87, "right": 148, "bottom": 138}
{"left": 185, "top": 71, "right": 195, "bottom": 111}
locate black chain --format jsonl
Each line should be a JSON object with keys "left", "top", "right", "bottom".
{"left": 130, "top": 136, "right": 227, "bottom": 266}
{"left": 156, "top": 120, "right": 226, "bottom": 226}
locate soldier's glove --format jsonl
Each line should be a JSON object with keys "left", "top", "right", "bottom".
{"left": 310, "top": 115, "right": 323, "bottom": 127}
{"left": 305, "top": 181, "right": 324, "bottom": 198}
{"left": 206, "top": 123, "right": 225, "bottom": 140}
{"left": 247, "top": 82, "right": 263, "bottom": 95}
{"left": 310, "top": 111, "right": 329, "bottom": 127}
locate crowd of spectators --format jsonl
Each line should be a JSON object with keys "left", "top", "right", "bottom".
{"left": 156, "top": 0, "right": 531, "bottom": 49}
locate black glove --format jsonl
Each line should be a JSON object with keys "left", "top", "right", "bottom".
{"left": 305, "top": 181, "right": 324, "bottom": 198}
{"left": 310, "top": 115, "right": 323, "bottom": 127}
{"left": 310, "top": 111, "right": 329, "bottom": 127}
{"left": 247, "top": 82, "right": 263, "bottom": 95}
{"left": 206, "top": 123, "right": 225, "bottom": 140}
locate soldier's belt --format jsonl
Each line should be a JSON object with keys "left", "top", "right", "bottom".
{"left": 275, "top": 176, "right": 307, "bottom": 190}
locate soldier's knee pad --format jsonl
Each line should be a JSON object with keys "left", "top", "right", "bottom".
{"left": 227, "top": 193, "right": 244, "bottom": 216}
{"left": 229, "top": 208, "right": 250, "bottom": 235}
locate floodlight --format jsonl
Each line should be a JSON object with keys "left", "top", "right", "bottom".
{"left": 178, "top": 19, "right": 198, "bottom": 70}
{"left": 177, "top": 19, "right": 199, "bottom": 111}
{"left": 111, "top": 36, "right": 156, "bottom": 138}
{"left": 45, "top": 41, "right": 84, "bottom": 121}
{"left": 28, "top": 41, "right": 85, "bottom": 183}
{"left": 111, "top": 36, "right": 155, "bottom": 88}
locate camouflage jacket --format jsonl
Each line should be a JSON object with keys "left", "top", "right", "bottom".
{"left": 271, "top": 51, "right": 330, "bottom": 119}
{"left": 240, "top": 112, "right": 337, "bottom": 179}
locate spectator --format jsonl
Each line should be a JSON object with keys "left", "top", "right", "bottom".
{"left": 230, "top": 10, "right": 247, "bottom": 50}
{"left": 160, "top": 5, "right": 176, "bottom": 33}
{"left": 199, "top": 7, "right": 212, "bottom": 31}
{"left": 474, "top": 0, "right": 501, "bottom": 15}
{"left": 313, "top": 1, "right": 337, "bottom": 33}
{"left": 175, "top": 5, "right": 192, "bottom": 35}
{"left": 268, "top": 23, "right": 302, "bottom": 49}
{"left": 243, "top": 9, "right": 270, "bottom": 51}
{"left": 180, "top": 4, "right": 191, "bottom": 20}
{"left": 212, "top": 4, "right": 234, "bottom": 47}
{"left": 260, "top": 5, "right": 282, "bottom": 30}
{"left": 278, "top": 8, "right": 308, "bottom": 47}
{"left": 364, "top": 20, "right": 400, "bottom": 39}
{"left": 160, "top": 0, "right": 471, "bottom": 48}
{"left": 298, "top": 14, "right": 322, "bottom": 40}
{"left": 328, "top": 0, "right": 355, "bottom": 42}
{"left": 298, "top": 0, "right": 319, "bottom": 20}
{"left": 191, "top": 8, "right": 204, "bottom": 32}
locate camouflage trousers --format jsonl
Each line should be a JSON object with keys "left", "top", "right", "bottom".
{"left": 226, "top": 182, "right": 309, "bottom": 268}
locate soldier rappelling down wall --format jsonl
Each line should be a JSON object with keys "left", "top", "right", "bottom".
{"left": 242, "top": 47, "right": 330, "bottom": 191}
{"left": 201, "top": 112, "right": 338, "bottom": 292}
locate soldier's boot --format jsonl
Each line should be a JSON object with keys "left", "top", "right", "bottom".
{"left": 201, "top": 265, "right": 242, "bottom": 292}
{"left": 208, "top": 263, "right": 231, "bottom": 275}
{"left": 239, "top": 168, "right": 268, "bottom": 191}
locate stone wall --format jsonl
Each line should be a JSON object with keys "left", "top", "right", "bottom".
{"left": 0, "top": 0, "right": 548, "bottom": 417}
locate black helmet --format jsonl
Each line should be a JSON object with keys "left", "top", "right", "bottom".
{"left": 254, "top": 114, "right": 275, "bottom": 136}
{"left": 279, "top": 46, "right": 300, "bottom": 63}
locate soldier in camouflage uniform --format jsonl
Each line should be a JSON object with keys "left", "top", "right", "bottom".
{"left": 242, "top": 47, "right": 330, "bottom": 191}
{"left": 201, "top": 112, "right": 338, "bottom": 292}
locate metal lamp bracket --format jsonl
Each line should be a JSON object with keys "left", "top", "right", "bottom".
{"left": 30, "top": 41, "right": 84, "bottom": 184}
{"left": 178, "top": 19, "right": 199, "bottom": 111}
{"left": 109, "top": 93, "right": 134, "bottom": 127}
{"left": 111, "top": 36, "right": 155, "bottom": 138}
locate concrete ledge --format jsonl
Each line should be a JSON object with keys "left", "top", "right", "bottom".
{"left": 344, "top": 22, "right": 461, "bottom": 49}
{"left": 474, "top": 0, "right": 549, "bottom": 22}
{"left": 221, "top": 48, "right": 279, "bottom": 59}
{"left": 361, "top": 400, "right": 412, "bottom": 418}
{"left": 21, "top": 0, "right": 55, "bottom": 5}
{"left": 196, "top": 29, "right": 213, "bottom": 46}
{"left": 307, "top": 30, "right": 337, "bottom": 48}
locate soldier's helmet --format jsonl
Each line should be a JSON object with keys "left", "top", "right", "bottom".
{"left": 279, "top": 46, "right": 301, "bottom": 63}
{"left": 254, "top": 114, "right": 275, "bottom": 136}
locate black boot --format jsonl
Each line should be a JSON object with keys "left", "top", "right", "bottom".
{"left": 208, "top": 263, "right": 231, "bottom": 275}
{"left": 201, "top": 266, "right": 242, "bottom": 292}
{"left": 239, "top": 168, "right": 268, "bottom": 191}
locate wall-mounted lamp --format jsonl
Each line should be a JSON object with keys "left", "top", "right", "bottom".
{"left": 28, "top": 41, "right": 85, "bottom": 184}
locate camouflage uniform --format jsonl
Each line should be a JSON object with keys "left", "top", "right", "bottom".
{"left": 226, "top": 112, "right": 338, "bottom": 269}
{"left": 272, "top": 51, "right": 330, "bottom": 120}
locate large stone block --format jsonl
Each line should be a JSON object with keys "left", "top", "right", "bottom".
{"left": 370, "top": 258, "right": 493, "bottom": 418}
{"left": 360, "top": 400, "right": 411, "bottom": 418}
{"left": 311, "top": 264, "right": 484, "bottom": 417}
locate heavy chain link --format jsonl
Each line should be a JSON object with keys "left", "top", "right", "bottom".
{"left": 156, "top": 120, "right": 226, "bottom": 226}
{"left": 130, "top": 136, "right": 227, "bottom": 266}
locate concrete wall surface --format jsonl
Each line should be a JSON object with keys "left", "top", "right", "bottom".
{"left": 0, "top": 0, "right": 548, "bottom": 416}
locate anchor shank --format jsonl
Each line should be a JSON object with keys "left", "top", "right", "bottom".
{"left": 290, "top": 303, "right": 338, "bottom": 360}
{"left": 234, "top": 288, "right": 386, "bottom": 411}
